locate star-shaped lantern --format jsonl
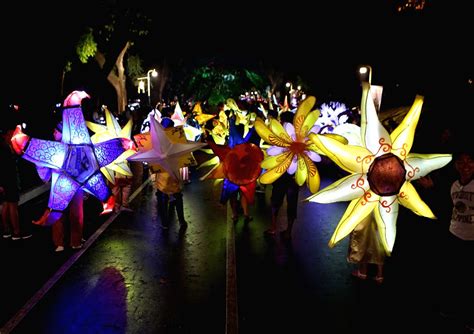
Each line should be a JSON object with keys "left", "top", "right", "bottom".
{"left": 86, "top": 107, "right": 136, "bottom": 184}
{"left": 169, "top": 101, "right": 203, "bottom": 142}
{"left": 11, "top": 91, "right": 126, "bottom": 225}
{"left": 307, "top": 83, "right": 452, "bottom": 253}
{"left": 127, "top": 117, "right": 206, "bottom": 180}
{"left": 192, "top": 102, "right": 216, "bottom": 125}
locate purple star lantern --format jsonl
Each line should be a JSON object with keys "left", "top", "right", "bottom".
{"left": 12, "top": 91, "right": 126, "bottom": 225}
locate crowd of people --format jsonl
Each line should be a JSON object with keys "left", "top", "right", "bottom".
{"left": 1, "top": 90, "right": 472, "bottom": 330}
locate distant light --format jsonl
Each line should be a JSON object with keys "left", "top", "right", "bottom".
{"left": 359, "top": 67, "right": 368, "bottom": 75}
{"left": 297, "top": 85, "right": 302, "bottom": 90}
{"left": 285, "top": 82, "right": 291, "bottom": 88}
{"left": 22, "top": 122, "right": 27, "bottom": 129}
{"left": 151, "top": 69, "right": 158, "bottom": 77}
{"left": 468, "top": 79, "right": 473, "bottom": 85}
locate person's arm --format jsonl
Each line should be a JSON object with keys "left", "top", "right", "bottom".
{"left": 416, "top": 175, "right": 434, "bottom": 189}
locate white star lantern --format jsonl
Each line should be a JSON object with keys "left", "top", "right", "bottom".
{"left": 127, "top": 117, "right": 205, "bottom": 180}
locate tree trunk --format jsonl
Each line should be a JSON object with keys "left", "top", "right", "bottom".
{"left": 157, "top": 60, "right": 170, "bottom": 104}
{"left": 60, "top": 69, "right": 66, "bottom": 97}
{"left": 95, "top": 41, "right": 130, "bottom": 114}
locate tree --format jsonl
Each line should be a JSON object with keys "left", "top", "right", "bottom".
{"left": 185, "top": 64, "right": 267, "bottom": 107}
{"left": 75, "top": 3, "right": 150, "bottom": 114}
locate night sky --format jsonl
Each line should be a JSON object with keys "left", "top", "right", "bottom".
{"left": 2, "top": 1, "right": 472, "bottom": 132}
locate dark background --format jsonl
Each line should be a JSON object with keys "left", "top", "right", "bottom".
{"left": 2, "top": 1, "right": 472, "bottom": 134}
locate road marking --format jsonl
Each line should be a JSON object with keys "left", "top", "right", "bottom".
{"left": 0, "top": 176, "right": 152, "bottom": 334}
{"left": 19, "top": 183, "right": 50, "bottom": 206}
{"left": 226, "top": 202, "right": 238, "bottom": 334}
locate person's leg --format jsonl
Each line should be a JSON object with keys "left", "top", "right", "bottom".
{"left": 268, "top": 180, "right": 285, "bottom": 235}
{"left": 121, "top": 179, "right": 132, "bottom": 209}
{"left": 229, "top": 193, "right": 239, "bottom": 222}
{"left": 69, "top": 190, "right": 84, "bottom": 248}
{"left": 156, "top": 190, "right": 169, "bottom": 228}
{"left": 52, "top": 217, "right": 65, "bottom": 249}
{"left": 2, "top": 203, "right": 11, "bottom": 236}
{"left": 174, "top": 192, "right": 187, "bottom": 226}
{"left": 265, "top": 205, "right": 279, "bottom": 235}
{"left": 240, "top": 194, "right": 253, "bottom": 223}
{"left": 356, "top": 263, "right": 368, "bottom": 279}
{"left": 6, "top": 202, "right": 20, "bottom": 237}
{"left": 283, "top": 181, "right": 299, "bottom": 238}
{"left": 375, "top": 264, "right": 384, "bottom": 284}
{"left": 112, "top": 183, "right": 121, "bottom": 212}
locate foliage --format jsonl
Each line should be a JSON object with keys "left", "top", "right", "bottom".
{"left": 126, "top": 54, "right": 144, "bottom": 80}
{"left": 244, "top": 70, "right": 266, "bottom": 92}
{"left": 64, "top": 61, "right": 72, "bottom": 73}
{"left": 185, "top": 65, "right": 268, "bottom": 106}
{"left": 76, "top": 29, "right": 97, "bottom": 64}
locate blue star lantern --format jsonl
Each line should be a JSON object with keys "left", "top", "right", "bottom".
{"left": 12, "top": 91, "right": 125, "bottom": 225}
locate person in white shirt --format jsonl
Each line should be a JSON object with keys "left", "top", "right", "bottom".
{"left": 440, "top": 151, "right": 474, "bottom": 331}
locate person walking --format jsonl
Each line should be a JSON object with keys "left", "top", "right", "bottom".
{"left": 0, "top": 114, "right": 32, "bottom": 241}
{"left": 347, "top": 214, "right": 386, "bottom": 284}
{"left": 33, "top": 121, "right": 85, "bottom": 252}
{"left": 439, "top": 151, "right": 474, "bottom": 330}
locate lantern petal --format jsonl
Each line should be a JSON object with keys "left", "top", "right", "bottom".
{"left": 307, "top": 173, "right": 369, "bottom": 203}
{"left": 328, "top": 193, "right": 379, "bottom": 248}
{"left": 390, "top": 95, "right": 424, "bottom": 159}
{"left": 398, "top": 182, "right": 436, "bottom": 218}
{"left": 309, "top": 133, "right": 372, "bottom": 174}
{"left": 374, "top": 195, "right": 398, "bottom": 254}
{"left": 405, "top": 153, "right": 452, "bottom": 181}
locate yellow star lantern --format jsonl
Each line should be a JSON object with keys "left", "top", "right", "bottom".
{"left": 225, "top": 98, "right": 247, "bottom": 126}
{"left": 307, "top": 83, "right": 452, "bottom": 254}
{"left": 193, "top": 102, "right": 216, "bottom": 125}
{"left": 86, "top": 107, "right": 136, "bottom": 184}
{"left": 254, "top": 96, "right": 324, "bottom": 193}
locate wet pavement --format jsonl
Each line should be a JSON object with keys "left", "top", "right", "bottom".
{"left": 0, "top": 159, "right": 471, "bottom": 334}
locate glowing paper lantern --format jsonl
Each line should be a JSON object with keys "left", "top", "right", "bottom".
{"left": 11, "top": 91, "right": 126, "bottom": 225}
{"left": 192, "top": 101, "right": 216, "bottom": 125}
{"left": 128, "top": 117, "right": 205, "bottom": 180}
{"left": 254, "top": 96, "right": 323, "bottom": 193}
{"left": 86, "top": 107, "right": 136, "bottom": 184}
{"left": 141, "top": 109, "right": 162, "bottom": 134}
{"left": 315, "top": 101, "right": 350, "bottom": 134}
{"left": 170, "top": 101, "right": 185, "bottom": 126}
{"left": 307, "top": 83, "right": 452, "bottom": 253}
{"left": 204, "top": 118, "right": 264, "bottom": 204}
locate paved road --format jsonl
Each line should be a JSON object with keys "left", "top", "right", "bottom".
{"left": 0, "top": 161, "right": 470, "bottom": 334}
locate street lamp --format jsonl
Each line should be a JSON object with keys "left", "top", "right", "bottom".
{"left": 358, "top": 65, "right": 383, "bottom": 112}
{"left": 137, "top": 69, "right": 158, "bottom": 106}
{"left": 147, "top": 69, "right": 158, "bottom": 106}
{"left": 359, "top": 65, "right": 372, "bottom": 84}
